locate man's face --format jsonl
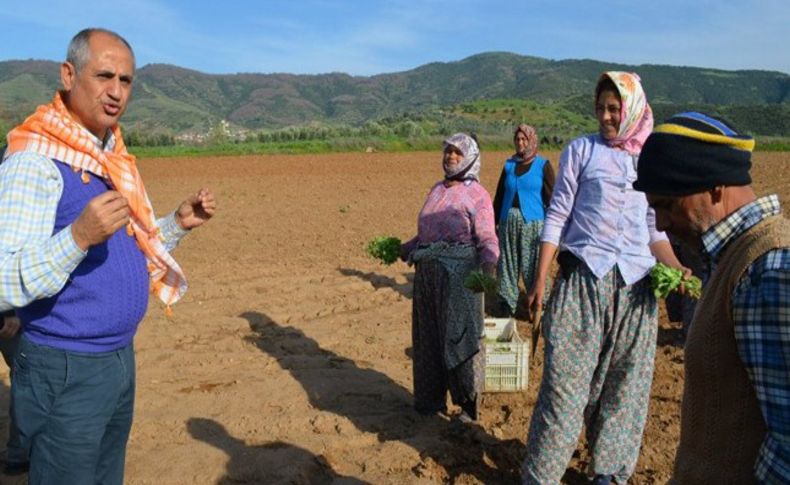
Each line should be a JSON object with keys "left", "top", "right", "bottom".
{"left": 61, "top": 32, "right": 134, "bottom": 139}
{"left": 647, "top": 191, "right": 719, "bottom": 249}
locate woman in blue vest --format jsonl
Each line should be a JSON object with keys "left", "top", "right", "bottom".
{"left": 491, "top": 124, "right": 555, "bottom": 316}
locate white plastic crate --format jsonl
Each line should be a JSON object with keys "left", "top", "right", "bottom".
{"left": 483, "top": 317, "right": 529, "bottom": 392}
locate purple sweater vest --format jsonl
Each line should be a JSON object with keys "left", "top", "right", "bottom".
{"left": 17, "top": 161, "right": 150, "bottom": 352}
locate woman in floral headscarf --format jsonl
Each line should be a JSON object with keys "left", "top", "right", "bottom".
{"left": 400, "top": 133, "right": 499, "bottom": 423}
{"left": 492, "top": 124, "right": 555, "bottom": 316}
{"left": 521, "top": 73, "right": 684, "bottom": 485}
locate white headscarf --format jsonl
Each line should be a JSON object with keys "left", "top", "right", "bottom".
{"left": 442, "top": 133, "right": 481, "bottom": 181}
{"left": 596, "top": 71, "right": 654, "bottom": 155}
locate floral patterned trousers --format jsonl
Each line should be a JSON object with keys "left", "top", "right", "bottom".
{"left": 496, "top": 208, "right": 544, "bottom": 315}
{"left": 522, "top": 259, "right": 657, "bottom": 484}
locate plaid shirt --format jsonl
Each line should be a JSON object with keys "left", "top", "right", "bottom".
{"left": 702, "top": 194, "right": 790, "bottom": 483}
{"left": 0, "top": 150, "right": 188, "bottom": 312}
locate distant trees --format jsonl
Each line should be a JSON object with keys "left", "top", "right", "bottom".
{"left": 362, "top": 121, "right": 385, "bottom": 136}
{"left": 650, "top": 103, "right": 789, "bottom": 136}
{"left": 395, "top": 120, "right": 424, "bottom": 137}
{"left": 124, "top": 129, "right": 175, "bottom": 147}
{"left": 117, "top": 97, "right": 788, "bottom": 152}
{"left": 207, "top": 120, "right": 231, "bottom": 145}
{"left": 0, "top": 120, "right": 8, "bottom": 146}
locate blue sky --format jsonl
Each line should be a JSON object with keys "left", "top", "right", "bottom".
{"left": 0, "top": 0, "right": 787, "bottom": 76}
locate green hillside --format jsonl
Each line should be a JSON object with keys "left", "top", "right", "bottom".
{"left": 0, "top": 52, "right": 787, "bottom": 141}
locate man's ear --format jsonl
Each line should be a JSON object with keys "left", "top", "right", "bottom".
{"left": 709, "top": 186, "right": 725, "bottom": 204}
{"left": 61, "top": 61, "right": 76, "bottom": 91}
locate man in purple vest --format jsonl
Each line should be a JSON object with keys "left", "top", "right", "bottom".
{"left": 0, "top": 28, "right": 216, "bottom": 484}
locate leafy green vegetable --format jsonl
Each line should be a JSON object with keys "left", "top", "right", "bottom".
{"left": 366, "top": 236, "right": 401, "bottom": 265}
{"left": 464, "top": 270, "right": 498, "bottom": 294}
{"left": 650, "top": 262, "right": 702, "bottom": 300}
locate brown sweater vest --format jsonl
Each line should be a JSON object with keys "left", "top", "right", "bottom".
{"left": 672, "top": 215, "right": 790, "bottom": 484}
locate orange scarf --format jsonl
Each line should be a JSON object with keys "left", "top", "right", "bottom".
{"left": 5, "top": 92, "right": 187, "bottom": 309}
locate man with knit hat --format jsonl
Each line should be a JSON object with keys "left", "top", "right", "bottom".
{"left": 634, "top": 112, "right": 790, "bottom": 484}
{"left": 0, "top": 28, "right": 216, "bottom": 484}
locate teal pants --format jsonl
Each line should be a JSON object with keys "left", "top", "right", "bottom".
{"left": 12, "top": 335, "right": 135, "bottom": 485}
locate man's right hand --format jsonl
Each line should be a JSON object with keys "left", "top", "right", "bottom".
{"left": 71, "top": 191, "right": 130, "bottom": 251}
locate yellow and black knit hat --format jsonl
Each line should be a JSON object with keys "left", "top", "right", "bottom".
{"left": 634, "top": 112, "right": 755, "bottom": 196}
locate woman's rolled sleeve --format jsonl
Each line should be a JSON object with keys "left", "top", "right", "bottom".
{"left": 541, "top": 145, "right": 578, "bottom": 245}
{"left": 472, "top": 187, "right": 500, "bottom": 265}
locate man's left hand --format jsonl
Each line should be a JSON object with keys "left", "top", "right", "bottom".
{"left": 176, "top": 188, "right": 217, "bottom": 230}
{"left": 0, "top": 316, "right": 20, "bottom": 339}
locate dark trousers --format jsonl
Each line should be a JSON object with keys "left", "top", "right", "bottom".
{"left": 0, "top": 334, "right": 18, "bottom": 369}
{"left": 12, "top": 335, "right": 135, "bottom": 485}
{"left": 412, "top": 260, "right": 484, "bottom": 417}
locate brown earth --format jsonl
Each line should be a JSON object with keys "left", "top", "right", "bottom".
{"left": 1, "top": 150, "right": 788, "bottom": 484}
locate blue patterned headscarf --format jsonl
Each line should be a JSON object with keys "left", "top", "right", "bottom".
{"left": 442, "top": 133, "right": 481, "bottom": 181}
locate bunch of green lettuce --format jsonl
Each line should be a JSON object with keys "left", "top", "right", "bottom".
{"left": 650, "top": 262, "right": 702, "bottom": 300}
{"left": 366, "top": 236, "right": 401, "bottom": 265}
{"left": 464, "top": 270, "right": 497, "bottom": 294}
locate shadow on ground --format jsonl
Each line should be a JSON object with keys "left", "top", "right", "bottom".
{"left": 241, "top": 311, "right": 525, "bottom": 483}
{"left": 187, "top": 417, "right": 366, "bottom": 484}
{"left": 337, "top": 267, "right": 413, "bottom": 299}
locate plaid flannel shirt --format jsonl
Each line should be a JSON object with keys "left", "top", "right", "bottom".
{"left": 702, "top": 194, "right": 790, "bottom": 483}
{"left": 0, "top": 151, "right": 188, "bottom": 312}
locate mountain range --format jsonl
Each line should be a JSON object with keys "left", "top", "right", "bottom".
{"left": 1, "top": 52, "right": 788, "bottom": 136}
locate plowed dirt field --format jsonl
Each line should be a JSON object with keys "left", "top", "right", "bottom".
{"left": 2, "top": 150, "right": 788, "bottom": 484}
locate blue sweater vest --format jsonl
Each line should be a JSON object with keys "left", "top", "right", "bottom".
{"left": 17, "top": 161, "right": 150, "bottom": 352}
{"left": 498, "top": 156, "right": 547, "bottom": 223}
